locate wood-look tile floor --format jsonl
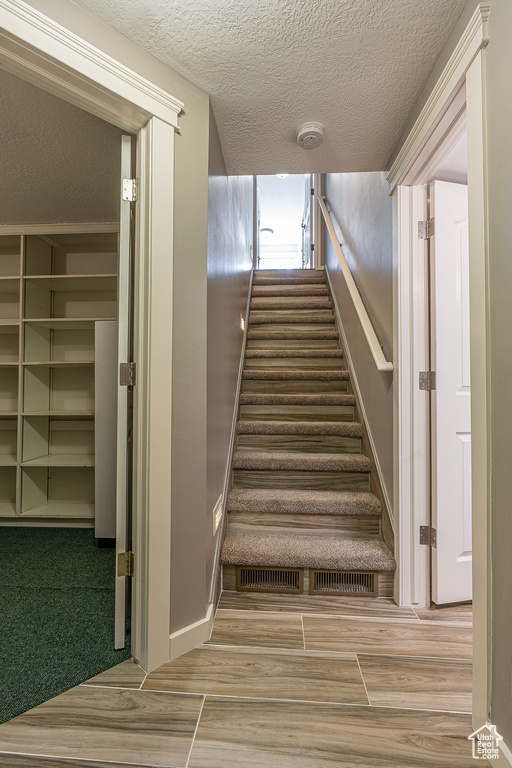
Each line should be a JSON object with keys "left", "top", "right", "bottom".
{"left": 0, "top": 593, "right": 475, "bottom": 768}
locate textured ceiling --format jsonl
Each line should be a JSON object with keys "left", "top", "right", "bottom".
{"left": 0, "top": 69, "right": 123, "bottom": 225}
{"left": 69, "top": 0, "right": 467, "bottom": 175}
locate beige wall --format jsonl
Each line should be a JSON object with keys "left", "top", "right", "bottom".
{"left": 0, "top": 69, "right": 122, "bottom": 224}
{"left": 206, "top": 105, "right": 253, "bottom": 592}
{"left": 324, "top": 172, "right": 394, "bottom": 505}
{"left": 486, "top": 0, "right": 512, "bottom": 749}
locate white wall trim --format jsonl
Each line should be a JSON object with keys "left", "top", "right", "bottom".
{"left": 497, "top": 738, "right": 512, "bottom": 768}
{"left": 0, "top": 5, "right": 183, "bottom": 673}
{"left": 0, "top": 222, "right": 119, "bottom": 234}
{"left": 0, "top": 0, "right": 183, "bottom": 132}
{"left": 169, "top": 603, "right": 214, "bottom": 660}
{"left": 208, "top": 267, "right": 255, "bottom": 604}
{"left": 325, "top": 265, "right": 393, "bottom": 530}
{"left": 387, "top": 2, "right": 490, "bottom": 189}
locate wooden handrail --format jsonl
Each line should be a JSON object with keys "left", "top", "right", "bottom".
{"left": 317, "top": 195, "right": 394, "bottom": 372}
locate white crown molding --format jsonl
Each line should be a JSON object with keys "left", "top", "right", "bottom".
{"left": 0, "top": 0, "right": 184, "bottom": 131}
{"left": 387, "top": 2, "right": 491, "bottom": 189}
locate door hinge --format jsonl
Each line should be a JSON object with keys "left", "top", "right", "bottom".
{"left": 310, "top": 243, "right": 315, "bottom": 252}
{"left": 420, "top": 526, "right": 437, "bottom": 548}
{"left": 311, "top": 188, "right": 315, "bottom": 196}
{"left": 419, "top": 371, "right": 436, "bottom": 391}
{"left": 122, "top": 178, "right": 138, "bottom": 202}
{"left": 418, "top": 218, "right": 434, "bottom": 239}
{"left": 118, "top": 551, "right": 134, "bottom": 577}
{"left": 120, "top": 362, "right": 136, "bottom": 386}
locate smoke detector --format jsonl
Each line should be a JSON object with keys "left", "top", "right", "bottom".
{"left": 297, "top": 122, "right": 324, "bottom": 150}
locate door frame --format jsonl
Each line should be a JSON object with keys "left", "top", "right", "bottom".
{"left": 388, "top": 1, "right": 490, "bottom": 729}
{"left": 0, "top": 0, "right": 183, "bottom": 672}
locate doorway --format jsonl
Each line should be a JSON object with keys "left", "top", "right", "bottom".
{"left": 256, "top": 174, "right": 310, "bottom": 269}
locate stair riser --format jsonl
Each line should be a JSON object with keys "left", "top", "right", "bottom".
{"left": 222, "top": 564, "right": 394, "bottom": 598}
{"left": 228, "top": 511, "right": 380, "bottom": 538}
{"left": 250, "top": 298, "right": 332, "bottom": 309}
{"left": 244, "top": 358, "right": 344, "bottom": 370}
{"left": 252, "top": 278, "right": 325, "bottom": 285}
{"left": 240, "top": 405, "right": 356, "bottom": 422}
{"left": 242, "top": 380, "right": 349, "bottom": 394}
{"left": 237, "top": 434, "right": 362, "bottom": 454}
{"left": 252, "top": 287, "right": 329, "bottom": 297}
{"left": 247, "top": 339, "right": 339, "bottom": 350}
{"left": 233, "top": 470, "right": 370, "bottom": 492}
{"left": 249, "top": 319, "right": 335, "bottom": 328}
{"left": 250, "top": 309, "right": 333, "bottom": 319}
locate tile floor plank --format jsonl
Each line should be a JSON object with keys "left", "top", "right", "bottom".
{"left": 188, "top": 697, "right": 476, "bottom": 768}
{"left": 303, "top": 615, "right": 472, "bottom": 658}
{"left": 218, "top": 590, "right": 417, "bottom": 618}
{"left": 81, "top": 659, "right": 146, "bottom": 689}
{"left": 142, "top": 645, "right": 368, "bottom": 705}
{"left": 0, "top": 757, "right": 155, "bottom": 768}
{"left": 208, "top": 610, "right": 305, "bottom": 649}
{"left": 358, "top": 655, "right": 472, "bottom": 713}
{"left": 0, "top": 686, "right": 203, "bottom": 768}
{"left": 414, "top": 604, "right": 472, "bottom": 624}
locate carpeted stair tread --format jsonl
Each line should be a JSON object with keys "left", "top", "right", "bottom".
{"left": 221, "top": 532, "right": 395, "bottom": 571}
{"left": 237, "top": 420, "right": 362, "bottom": 437}
{"left": 253, "top": 276, "right": 326, "bottom": 285}
{"left": 252, "top": 286, "right": 329, "bottom": 297}
{"left": 249, "top": 313, "right": 334, "bottom": 325}
{"left": 239, "top": 393, "right": 355, "bottom": 405}
{"left": 232, "top": 450, "right": 371, "bottom": 472}
{"left": 245, "top": 349, "right": 342, "bottom": 359}
{"left": 250, "top": 299, "right": 332, "bottom": 310}
{"left": 248, "top": 329, "right": 339, "bottom": 340}
{"left": 243, "top": 369, "right": 349, "bottom": 380}
{"left": 227, "top": 488, "right": 381, "bottom": 516}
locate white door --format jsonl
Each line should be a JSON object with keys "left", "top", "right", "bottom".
{"left": 430, "top": 180, "right": 472, "bottom": 604}
{"left": 115, "top": 134, "right": 134, "bottom": 648}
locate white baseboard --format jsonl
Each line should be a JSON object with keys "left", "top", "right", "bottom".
{"left": 498, "top": 738, "right": 512, "bottom": 767}
{"left": 169, "top": 603, "right": 215, "bottom": 660}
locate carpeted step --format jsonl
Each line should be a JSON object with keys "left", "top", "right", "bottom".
{"left": 243, "top": 369, "right": 349, "bottom": 380}
{"left": 250, "top": 298, "right": 332, "bottom": 310}
{"left": 239, "top": 393, "right": 356, "bottom": 405}
{"left": 237, "top": 420, "right": 362, "bottom": 437}
{"left": 245, "top": 349, "right": 342, "bottom": 359}
{"left": 249, "top": 312, "right": 334, "bottom": 325}
{"left": 227, "top": 488, "right": 381, "bottom": 516}
{"left": 252, "top": 285, "right": 329, "bottom": 297}
{"left": 247, "top": 329, "right": 339, "bottom": 340}
{"left": 221, "top": 531, "right": 395, "bottom": 571}
{"left": 253, "top": 276, "right": 325, "bottom": 285}
{"left": 232, "top": 451, "right": 371, "bottom": 473}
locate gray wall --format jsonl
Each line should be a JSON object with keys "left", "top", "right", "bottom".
{"left": 0, "top": 69, "right": 122, "bottom": 224}
{"left": 486, "top": 0, "right": 512, "bottom": 749}
{"left": 324, "top": 172, "right": 394, "bottom": 505}
{"left": 206, "top": 105, "right": 253, "bottom": 592}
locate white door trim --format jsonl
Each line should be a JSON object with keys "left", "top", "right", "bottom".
{"left": 0, "top": 0, "right": 182, "bottom": 672}
{"left": 391, "top": 4, "right": 491, "bottom": 730}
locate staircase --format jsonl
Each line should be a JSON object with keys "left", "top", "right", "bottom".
{"left": 221, "top": 268, "right": 395, "bottom": 598}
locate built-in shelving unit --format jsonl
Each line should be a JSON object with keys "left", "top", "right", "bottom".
{"left": 0, "top": 231, "right": 118, "bottom": 525}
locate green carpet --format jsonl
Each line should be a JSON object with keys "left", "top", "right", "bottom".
{"left": 0, "top": 529, "right": 131, "bottom": 724}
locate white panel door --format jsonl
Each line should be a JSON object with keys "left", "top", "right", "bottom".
{"left": 430, "top": 180, "right": 471, "bottom": 604}
{"left": 115, "top": 134, "right": 134, "bottom": 648}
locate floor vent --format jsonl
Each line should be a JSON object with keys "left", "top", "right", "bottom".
{"left": 310, "top": 569, "right": 377, "bottom": 596}
{"left": 236, "top": 566, "right": 303, "bottom": 594}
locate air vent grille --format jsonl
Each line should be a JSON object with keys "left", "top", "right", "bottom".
{"left": 236, "top": 566, "right": 303, "bottom": 594}
{"left": 310, "top": 569, "right": 377, "bottom": 596}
